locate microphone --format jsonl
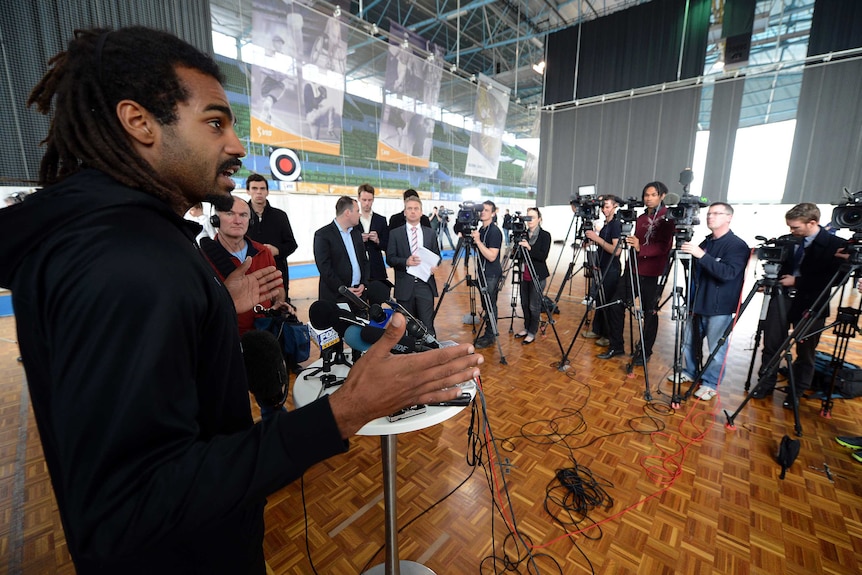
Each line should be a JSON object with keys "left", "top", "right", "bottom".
{"left": 366, "top": 280, "right": 438, "bottom": 348}
{"left": 664, "top": 192, "right": 681, "bottom": 206}
{"left": 343, "top": 325, "right": 432, "bottom": 354}
{"left": 309, "top": 300, "right": 368, "bottom": 334}
{"left": 241, "top": 330, "right": 287, "bottom": 408}
{"left": 204, "top": 193, "right": 235, "bottom": 213}
{"left": 337, "top": 285, "right": 388, "bottom": 323}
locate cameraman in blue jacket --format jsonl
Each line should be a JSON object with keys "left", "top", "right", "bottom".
{"left": 675, "top": 202, "right": 750, "bottom": 400}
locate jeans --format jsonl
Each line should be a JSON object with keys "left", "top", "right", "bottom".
{"left": 682, "top": 314, "right": 734, "bottom": 390}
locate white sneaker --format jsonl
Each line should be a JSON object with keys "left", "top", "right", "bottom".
{"left": 694, "top": 386, "right": 716, "bottom": 400}
{"left": 667, "top": 373, "right": 693, "bottom": 383}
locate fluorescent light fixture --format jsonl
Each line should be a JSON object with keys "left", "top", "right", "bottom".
{"left": 532, "top": 61, "right": 545, "bottom": 75}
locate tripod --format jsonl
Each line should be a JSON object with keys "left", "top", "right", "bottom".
{"left": 555, "top": 229, "right": 619, "bottom": 372}
{"left": 508, "top": 234, "right": 564, "bottom": 355}
{"left": 433, "top": 235, "right": 479, "bottom": 327}
{"left": 817, "top": 301, "right": 861, "bottom": 418}
{"left": 725, "top": 258, "right": 862, "bottom": 436}
{"left": 497, "top": 239, "right": 524, "bottom": 333}
{"left": 547, "top": 214, "right": 596, "bottom": 315}
{"left": 664, "top": 235, "right": 695, "bottom": 408}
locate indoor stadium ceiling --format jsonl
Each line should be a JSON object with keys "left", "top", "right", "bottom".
{"left": 208, "top": 0, "right": 647, "bottom": 110}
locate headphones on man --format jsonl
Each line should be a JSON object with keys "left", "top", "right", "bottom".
{"left": 210, "top": 208, "right": 220, "bottom": 229}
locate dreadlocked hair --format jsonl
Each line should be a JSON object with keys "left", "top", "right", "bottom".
{"left": 27, "top": 26, "right": 225, "bottom": 214}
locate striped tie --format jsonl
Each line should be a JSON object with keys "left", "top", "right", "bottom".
{"left": 410, "top": 226, "right": 419, "bottom": 254}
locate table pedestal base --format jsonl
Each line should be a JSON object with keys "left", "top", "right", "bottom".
{"left": 364, "top": 561, "right": 436, "bottom": 575}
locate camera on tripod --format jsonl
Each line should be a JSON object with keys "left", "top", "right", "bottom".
{"left": 617, "top": 198, "right": 643, "bottom": 232}
{"left": 831, "top": 188, "right": 862, "bottom": 264}
{"left": 510, "top": 211, "right": 532, "bottom": 243}
{"left": 439, "top": 207, "right": 454, "bottom": 218}
{"left": 664, "top": 169, "right": 708, "bottom": 243}
{"left": 569, "top": 185, "right": 602, "bottom": 225}
{"left": 755, "top": 235, "right": 798, "bottom": 265}
{"left": 453, "top": 201, "right": 481, "bottom": 235}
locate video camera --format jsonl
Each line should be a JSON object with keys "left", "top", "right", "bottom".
{"left": 510, "top": 211, "right": 532, "bottom": 243}
{"left": 755, "top": 234, "right": 798, "bottom": 265}
{"left": 439, "top": 207, "right": 454, "bottom": 218}
{"left": 453, "top": 201, "right": 482, "bottom": 235}
{"left": 664, "top": 169, "right": 708, "bottom": 244}
{"left": 570, "top": 185, "right": 602, "bottom": 226}
{"left": 831, "top": 188, "right": 862, "bottom": 264}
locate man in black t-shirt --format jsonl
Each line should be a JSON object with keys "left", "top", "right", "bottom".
{"left": 468, "top": 200, "right": 503, "bottom": 349}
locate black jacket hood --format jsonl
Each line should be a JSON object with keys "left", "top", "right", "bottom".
{"left": 0, "top": 169, "right": 198, "bottom": 289}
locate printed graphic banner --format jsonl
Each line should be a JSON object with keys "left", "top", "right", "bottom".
{"left": 465, "top": 74, "right": 510, "bottom": 179}
{"left": 250, "top": 0, "right": 347, "bottom": 156}
{"left": 377, "top": 21, "right": 445, "bottom": 168}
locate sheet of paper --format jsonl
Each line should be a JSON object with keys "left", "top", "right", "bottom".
{"left": 407, "top": 246, "right": 440, "bottom": 282}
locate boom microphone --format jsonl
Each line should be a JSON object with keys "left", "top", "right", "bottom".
{"left": 337, "top": 285, "right": 387, "bottom": 323}
{"left": 241, "top": 330, "right": 287, "bottom": 407}
{"left": 365, "top": 280, "right": 438, "bottom": 347}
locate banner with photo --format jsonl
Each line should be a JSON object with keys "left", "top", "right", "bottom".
{"left": 376, "top": 21, "right": 445, "bottom": 167}
{"left": 249, "top": 0, "right": 348, "bottom": 156}
{"left": 465, "top": 74, "right": 510, "bottom": 179}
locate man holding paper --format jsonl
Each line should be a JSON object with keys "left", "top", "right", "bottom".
{"left": 387, "top": 195, "right": 442, "bottom": 336}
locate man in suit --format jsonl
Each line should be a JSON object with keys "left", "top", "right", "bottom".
{"left": 752, "top": 202, "right": 847, "bottom": 408}
{"left": 387, "top": 196, "right": 441, "bottom": 336}
{"left": 357, "top": 183, "right": 390, "bottom": 283}
{"left": 388, "top": 188, "right": 431, "bottom": 231}
{"left": 313, "top": 196, "right": 369, "bottom": 308}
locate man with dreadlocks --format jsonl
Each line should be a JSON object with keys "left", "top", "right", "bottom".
{"left": 0, "top": 27, "right": 481, "bottom": 574}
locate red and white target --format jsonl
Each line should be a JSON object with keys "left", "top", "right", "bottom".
{"left": 269, "top": 148, "right": 302, "bottom": 182}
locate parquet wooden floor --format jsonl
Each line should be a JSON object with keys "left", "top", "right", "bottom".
{"left": 3, "top": 248, "right": 862, "bottom": 574}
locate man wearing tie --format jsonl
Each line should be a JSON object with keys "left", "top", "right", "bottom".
{"left": 387, "top": 196, "right": 441, "bottom": 336}
{"left": 752, "top": 202, "right": 846, "bottom": 407}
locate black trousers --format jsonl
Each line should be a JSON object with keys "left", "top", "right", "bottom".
{"left": 398, "top": 280, "right": 437, "bottom": 337}
{"left": 590, "top": 260, "right": 621, "bottom": 338}
{"left": 606, "top": 271, "right": 661, "bottom": 356}
{"left": 760, "top": 293, "right": 825, "bottom": 392}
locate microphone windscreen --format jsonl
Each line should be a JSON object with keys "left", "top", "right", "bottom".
{"left": 205, "top": 193, "right": 235, "bottom": 213}
{"left": 309, "top": 300, "right": 341, "bottom": 331}
{"left": 344, "top": 325, "right": 374, "bottom": 352}
{"left": 366, "top": 281, "right": 391, "bottom": 305}
{"left": 359, "top": 325, "right": 421, "bottom": 354}
{"left": 241, "top": 330, "right": 287, "bottom": 400}
{"left": 664, "top": 192, "right": 681, "bottom": 206}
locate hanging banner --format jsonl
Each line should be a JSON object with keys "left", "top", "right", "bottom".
{"left": 465, "top": 74, "right": 510, "bottom": 179}
{"left": 249, "top": 0, "right": 347, "bottom": 156}
{"left": 376, "top": 21, "right": 445, "bottom": 167}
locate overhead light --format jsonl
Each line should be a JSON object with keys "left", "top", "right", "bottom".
{"left": 449, "top": 64, "right": 457, "bottom": 73}
{"left": 370, "top": 23, "right": 378, "bottom": 35}
{"left": 427, "top": 53, "right": 435, "bottom": 62}
{"left": 401, "top": 38, "right": 409, "bottom": 50}
{"left": 333, "top": 5, "right": 341, "bottom": 17}
{"left": 532, "top": 61, "right": 545, "bottom": 75}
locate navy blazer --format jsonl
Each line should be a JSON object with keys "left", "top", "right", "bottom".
{"left": 387, "top": 224, "right": 441, "bottom": 300}
{"left": 313, "top": 220, "right": 369, "bottom": 305}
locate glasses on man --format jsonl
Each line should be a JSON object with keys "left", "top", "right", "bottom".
{"left": 706, "top": 211, "right": 729, "bottom": 217}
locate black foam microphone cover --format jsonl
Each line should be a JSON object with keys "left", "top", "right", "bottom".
{"left": 366, "top": 281, "right": 391, "bottom": 305}
{"left": 205, "top": 193, "right": 236, "bottom": 213}
{"left": 241, "top": 330, "right": 287, "bottom": 403}
{"left": 309, "top": 300, "right": 348, "bottom": 333}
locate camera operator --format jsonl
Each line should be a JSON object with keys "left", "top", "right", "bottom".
{"left": 599, "top": 182, "right": 674, "bottom": 364}
{"left": 674, "top": 203, "right": 750, "bottom": 400}
{"left": 583, "top": 195, "right": 622, "bottom": 346}
{"left": 469, "top": 200, "right": 504, "bottom": 349}
{"left": 514, "top": 208, "right": 551, "bottom": 345}
{"left": 438, "top": 205, "right": 456, "bottom": 251}
{"left": 752, "top": 202, "right": 847, "bottom": 408}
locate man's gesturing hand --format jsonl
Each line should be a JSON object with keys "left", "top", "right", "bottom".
{"left": 329, "top": 313, "right": 482, "bottom": 438}
{"left": 224, "top": 258, "right": 284, "bottom": 313}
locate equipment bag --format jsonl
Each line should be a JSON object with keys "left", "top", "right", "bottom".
{"left": 812, "top": 350, "right": 862, "bottom": 398}
{"left": 254, "top": 314, "right": 311, "bottom": 364}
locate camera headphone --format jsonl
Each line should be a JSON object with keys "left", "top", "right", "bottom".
{"left": 210, "top": 204, "right": 220, "bottom": 228}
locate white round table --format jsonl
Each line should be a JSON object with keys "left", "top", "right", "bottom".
{"left": 294, "top": 358, "right": 472, "bottom": 575}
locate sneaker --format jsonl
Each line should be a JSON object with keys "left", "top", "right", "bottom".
{"left": 836, "top": 436, "right": 862, "bottom": 449}
{"left": 474, "top": 337, "right": 495, "bottom": 349}
{"left": 694, "top": 386, "right": 717, "bottom": 400}
{"left": 583, "top": 331, "right": 600, "bottom": 339}
{"left": 667, "top": 373, "right": 694, "bottom": 383}
{"left": 595, "top": 337, "right": 610, "bottom": 347}
{"left": 852, "top": 451, "right": 862, "bottom": 464}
